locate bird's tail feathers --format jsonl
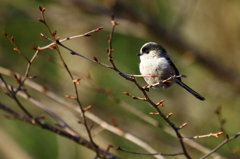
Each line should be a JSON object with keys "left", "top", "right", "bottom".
{"left": 176, "top": 79, "right": 205, "bottom": 101}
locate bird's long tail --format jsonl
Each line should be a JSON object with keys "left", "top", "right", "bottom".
{"left": 176, "top": 79, "right": 205, "bottom": 101}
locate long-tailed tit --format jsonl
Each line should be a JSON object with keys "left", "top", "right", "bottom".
{"left": 137, "top": 42, "right": 205, "bottom": 101}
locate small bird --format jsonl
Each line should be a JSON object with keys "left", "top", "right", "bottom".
{"left": 137, "top": 42, "right": 205, "bottom": 101}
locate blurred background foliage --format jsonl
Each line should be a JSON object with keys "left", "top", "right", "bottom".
{"left": 1, "top": 0, "right": 240, "bottom": 158}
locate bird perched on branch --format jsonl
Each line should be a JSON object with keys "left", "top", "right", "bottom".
{"left": 137, "top": 42, "right": 205, "bottom": 101}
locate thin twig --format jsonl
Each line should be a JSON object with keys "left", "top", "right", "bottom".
{"left": 131, "top": 78, "right": 191, "bottom": 158}
{"left": 0, "top": 81, "right": 79, "bottom": 136}
{"left": 182, "top": 132, "right": 224, "bottom": 140}
{"left": 38, "top": 27, "right": 103, "bottom": 50}
{"left": 51, "top": 13, "right": 191, "bottom": 158}
{"left": 0, "top": 101, "right": 119, "bottom": 159}
{"left": 200, "top": 132, "right": 240, "bottom": 159}
{"left": 0, "top": 75, "right": 32, "bottom": 117}
{"left": 0, "top": 66, "right": 163, "bottom": 158}
{"left": 116, "top": 146, "right": 184, "bottom": 156}
{"left": 1, "top": 32, "right": 41, "bottom": 117}
{"left": 0, "top": 65, "right": 227, "bottom": 158}
{"left": 37, "top": 6, "right": 102, "bottom": 157}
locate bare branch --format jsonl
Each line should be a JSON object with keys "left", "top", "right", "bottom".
{"left": 0, "top": 102, "right": 119, "bottom": 159}
{"left": 200, "top": 132, "right": 240, "bottom": 159}
{"left": 116, "top": 146, "right": 184, "bottom": 157}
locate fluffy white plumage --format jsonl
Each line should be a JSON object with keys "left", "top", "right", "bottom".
{"left": 137, "top": 42, "right": 205, "bottom": 101}
{"left": 139, "top": 56, "right": 175, "bottom": 89}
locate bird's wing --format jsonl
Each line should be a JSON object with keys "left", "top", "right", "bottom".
{"left": 165, "top": 57, "right": 182, "bottom": 82}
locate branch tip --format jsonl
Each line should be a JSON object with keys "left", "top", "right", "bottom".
{"left": 115, "top": 146, "right": 121, "bottom": 150}
{"left": 215, "top": 132, "right": 224, "bottom": 138}
{"left": 38, "top": 5, "right": 43, "bottom": 11}
{"left": 52, "top": 30, "right": 57, "bottom": 36}
{"left": 98, "top": 26, "right": 104, "bottom": 30}
{"left": 10, "top": 36, "right": 14, "bottom": 43}
{"left": 94, "top": 26, "right": 104, "bottom": 32}
{"left": 38, "top": 5, "right": 42, "bottom": 11}
{"left": 84, "top": 105, "right": 92, "bottom": 111}
{"left": 27, "top": 76, "right": 37, "bottom": 79}
{"left": 179, "top": 122, "right": 188, "bottom": 129}
{"left": 38, "top": 6, "right": 46, "bottom": 12}
{"left": 156, "top": 100, "right": 164, "bottom": 106}
{"left": 2, "top": 31, "right": 8, "bottom": 37}
{"left": 65, "top": 95, "right": 77, "bottom": 99}
{"left": 73, "top": 78, "right": 81, "bottom": 85}
{"left": 13, "top": 48, "right": 20, "bottom": 53}
{"left": 93, "top": 56, "right": 98, "bottom": 62}
{"left": 38, "top": 18, "right": 45, "bottom": 23}
{"left": 149, "top": 112, "right": 159, "bottom": 115}
{"left": 166, "top": 113, "right": 173, "bottom": 118}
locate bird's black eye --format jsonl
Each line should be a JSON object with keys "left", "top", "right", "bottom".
{"left": 142, "top": 46, "right": 151, "bottom": 54}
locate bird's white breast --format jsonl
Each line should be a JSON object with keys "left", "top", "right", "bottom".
{"left": 139, "top": 57, "right": 175, "bottom": 89}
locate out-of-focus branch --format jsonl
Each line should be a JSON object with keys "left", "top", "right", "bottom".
{"left": 69, "top": 0, "right": 240, "bottom": 93}
{"left": 115, "top": 146, "right": 184, "bottom": 156}
{"left": 0, "top": 67, "right": 162, "bottom": 159}
{"left": 1, "top": 32, "right": 41, "bottom": 117}
{"left": 0, "top": 65, "right": 226, "bottom": 158}
{"left": 0, "top": 79, "right": 79, "bottom": 137}
{"left": 37, "top": 6, "right": 101, "bottom": 157}
{"left": 0, "top": 127, "right": 33, "bottom": 159}
{"left": 0, "top": 102, "right": 119, "bottom": 159}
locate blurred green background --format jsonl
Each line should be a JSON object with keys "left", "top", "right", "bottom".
{"left": 1, "top": 0, "right": 240, "bottom": 158}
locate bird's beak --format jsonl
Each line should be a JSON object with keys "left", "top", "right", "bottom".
{"left": 136, "top": 53, "right": 141, "bottom": 56}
